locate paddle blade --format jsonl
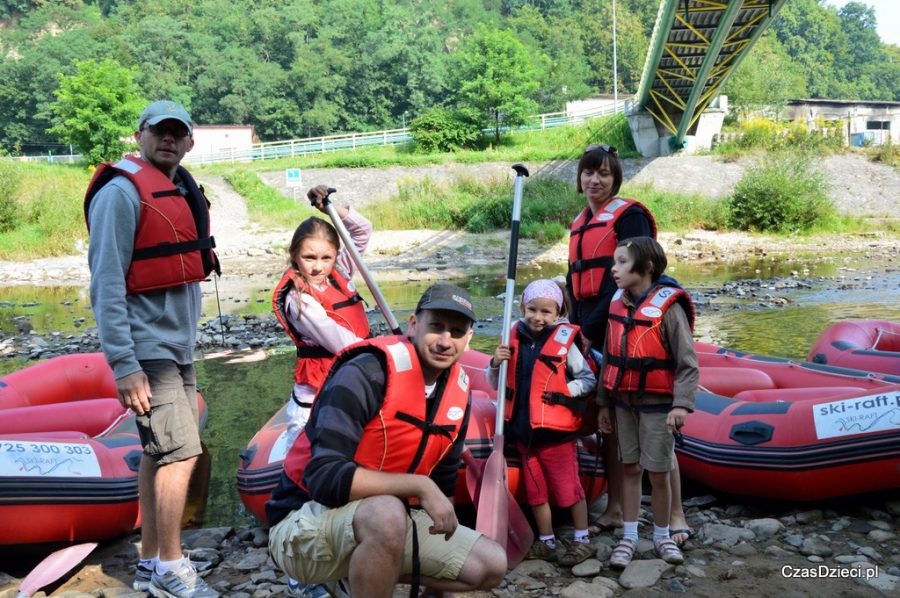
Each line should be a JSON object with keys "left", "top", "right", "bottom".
{"left": 475, "top": 444, "right": 509, "bottom": 550}
{"left": 505, "top": 489, "right": 535, "bottom": 568}
{"left": 461, "top": 449, "right": 485, "bottom": 506}
{"left": 16, "top": 542, "right": 98, "bottom": 598}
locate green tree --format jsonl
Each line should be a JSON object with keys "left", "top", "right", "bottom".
{"left": 507, "top": 6, "right": 592, "bottom": 112}
{"left": 452, "top": 24, "right": 539, "bottom": 142}
{"left": 723, "top": 34, "right": 806, "bottom": 120}
{"left": 48, "top": 58, "right": 144, "bottom": 164}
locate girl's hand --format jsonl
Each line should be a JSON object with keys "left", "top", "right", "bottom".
{"left": 597, "top": 406, "right": 613, "bottom": 434}
{"left": 307, "top": 185, "right": 332, "bottom": 213}
{"left": 667, "top": 407, "right": 689, "bottom": 432}
{"left": 490, "top": 345, "right": 512, "bottom": 368}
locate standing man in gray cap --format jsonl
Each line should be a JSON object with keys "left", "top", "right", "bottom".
{"left": 84, "top": 101, "right": 219, "bottom": 598}
{"left": 266, "top": 283, "right": 507, "bottom": 598}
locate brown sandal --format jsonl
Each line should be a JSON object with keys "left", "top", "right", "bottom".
{"left": 525, "top": 539, "right": 558, "bottom": 562}
{"left": 559, "top": 540, "right": 596, "bottom": 566}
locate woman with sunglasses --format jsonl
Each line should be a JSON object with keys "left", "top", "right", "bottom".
{"left": 567, "top": 145, "right": 692, "bottom": 549}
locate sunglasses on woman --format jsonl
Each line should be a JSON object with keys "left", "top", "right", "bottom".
{"left": 584, "top": 144, "right": 618, "bottom": 156}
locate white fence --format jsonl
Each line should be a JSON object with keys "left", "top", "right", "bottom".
{"left": 4, "top": 102, "right": 626, "bottom": 166}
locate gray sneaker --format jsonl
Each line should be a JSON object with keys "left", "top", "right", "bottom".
{"left": 149, "top": 561, "right": 219, "bottom": 598}
{"left": 133, "top": 561, "right": 153, "bottom": 591}
{"left": 286, "top": 580, "right": 331, "bottom": 598}
{"left": 323, "top": 578, "right": 350, "bottom": 598}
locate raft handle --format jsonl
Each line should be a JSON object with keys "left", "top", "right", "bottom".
{"left": 728, "top": 421, "right": 774, "bottom": 446}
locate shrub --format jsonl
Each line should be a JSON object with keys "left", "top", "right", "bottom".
{"left": 0, "top": 160, "right": 22, "bottom": 232}
{"left": 409, "top": 108, "right": 483, "bottom": 153}
{"left": 723, "top": 152, "right": 835, "bottom": 233}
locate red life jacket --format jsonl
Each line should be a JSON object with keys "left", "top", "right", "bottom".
{"left": 84, "top": 156, "right": 219, "bottom": 295}
{"left": 603, "top": 283, "right": 695, "bottom": 398}
{"left": 283, "top": 336, "right": 471, "bottom": 490}
{"left": 504, "top": 323, "right": 583, "bottom": 433}
{"left": 568, "top": 198, "right": 656, "bottom": 301}
{"left": 272, "top": 268, "right": 370, "bottom": 387}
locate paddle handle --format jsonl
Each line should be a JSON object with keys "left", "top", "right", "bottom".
{"left": 317, "top": 188, "right": 402, "bottom": 334}
{"left": 495, "top": 164, "right": 529, "bottom": 437}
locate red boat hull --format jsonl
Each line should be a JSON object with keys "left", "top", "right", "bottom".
{"left": 0, "top": 353, "right": 207, "bottom": 546}
{"left": 808, "top": 320, "right": 900, "bottom": 376}
{"left": 680, "top": 343, "right": 900, "bottom": 501}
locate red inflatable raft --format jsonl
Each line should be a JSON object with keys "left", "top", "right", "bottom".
{"left": 236, "top": 349, "right": 607, "bottom": 523}
{"left": 808, "top": 320, "right": 900, "bottom": 376}
{"left": 0, "top": 353, "right": 208, "bottom": 546}
{"left": 677, "top": 342, "right": 900, "bottom": 501}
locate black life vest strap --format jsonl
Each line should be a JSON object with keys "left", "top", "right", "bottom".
{"left": 150, "top": 189, "right": 183, "bottom": 199}
{"left": 570, "top": 219, "right": 609, "bottom": 236}
{"left": 296, "top": 345, "right": 334, "bottom": 359}
{"left": 131, "top": 236, "right": 216, "bottom": 261}
{"left": 569, "top": 255, "right": 613, "bottom": 274}
{"left": 541, "top": 391, "right": 588, "bottom": 414}
{"left": 537, "top": 353, "right": 563, "bottom": 373}
{"left": 395, "top": 411, "right": 455, "bottom": 440}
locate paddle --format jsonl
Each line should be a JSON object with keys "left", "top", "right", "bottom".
{"left": 15, "top": 542, "right": 98, "bottom": 598}
{"left": 461, "top": 449, "right": 533, "bottom": 568}
{"left": 475, "top": 164, "right": 529, "bottom": 553}
{"left": 314, "top": 187, "right": 402, "bottom": 334}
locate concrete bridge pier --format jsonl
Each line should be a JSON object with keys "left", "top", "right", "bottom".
{"left": 626, "top": 97, "right": 728, "bottom": 157}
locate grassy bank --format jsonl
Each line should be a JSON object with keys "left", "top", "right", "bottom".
{"left": 0, "top": 114, "right": 895, "bottom": 261}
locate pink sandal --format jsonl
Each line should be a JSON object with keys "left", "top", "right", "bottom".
{"left": 653, "top": 537, "right": 684, "bottom": 564}
{"left": 609, "top": 538, "right": 637, "bottom": 569}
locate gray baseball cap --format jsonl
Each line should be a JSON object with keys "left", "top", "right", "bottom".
{"left": 415, "top": 283, "right": 477, "bottom": 323}
{"left": 138, "top": 101, "right": 193, "bottom": 133}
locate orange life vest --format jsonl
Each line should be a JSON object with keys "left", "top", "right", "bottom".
{"left": 272, "top": 268, "right": 370, "bottom": 388}
{"left": 283, "top": 336, "right": 471, "bottom": 490}
{"left": 568, "top": 198, "right": 656, "bottom": 301}
{"left": 504, "top": 323, "right": 584, "bottom": 432}
{"left": 603, "top": 282, "right": 695, "bottom": 398}
{"left": 84, "top": 156, "right": 218, "bottom": 295}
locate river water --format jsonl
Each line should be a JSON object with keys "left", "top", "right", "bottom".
{"left": 2, "top": 251, "right": 899, "bottom": 529}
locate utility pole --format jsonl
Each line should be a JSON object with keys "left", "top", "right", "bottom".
{"left": 613, "top": 0, "right": 618, "bottom": 110}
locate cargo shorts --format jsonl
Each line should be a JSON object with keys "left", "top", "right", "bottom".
{"left": 134, "top": 359, "right": 202, "bottom": 466}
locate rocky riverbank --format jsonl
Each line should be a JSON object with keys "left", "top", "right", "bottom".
{"left": 1, "top": 493, "right": 898, "bottom": 597}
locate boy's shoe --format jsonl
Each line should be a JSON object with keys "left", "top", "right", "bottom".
{"left": 323, "top": 578, "right": 351, "bottom": 598}
{"left": 558, "top": 539, "right": 596, "bottom": 566}
{"left": 286, "top": 580, "right": 331, "bottom": 598}
{"left": 148, "top": 561, "right": 219, "bottom": 598}
{"left": 525, "top": 539, "right": 558, "bottom": 562}
{"left": 609, "top": 538, "right": 637, "bottom": 569}
{"left": 653, "top": 537, "right": 684, "bottom": 565}
{"left": 133, "top": 561, "right": 153, "bottom": 591}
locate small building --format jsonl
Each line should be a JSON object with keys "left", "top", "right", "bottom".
{"left": 785, "top": 99, "right": 900, "bottom": 147}
{"left": 189, "top": 125, "right": 257, "bottom": 162}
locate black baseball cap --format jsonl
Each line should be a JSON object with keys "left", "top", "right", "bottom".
{"left": 415, "top": 283, "right": 477, "bottom": 323}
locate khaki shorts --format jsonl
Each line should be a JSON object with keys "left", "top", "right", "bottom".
{"left": 615, "top": 408, "right": 675, "bottom": 472}
{"left": 134, "top": 360, "right": 202, "bottom": 466}
{"left": 268, "top": 500, "right": 481, "bottom": 584}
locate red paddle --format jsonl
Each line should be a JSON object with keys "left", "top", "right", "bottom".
{"left": 15, "top": 542, "right": 98, "bottom": 598}
{"left": 462, "top": 449, "right": 533, "bottom": 568}
{"left": 474, "top": 164, "right": 529, "bottom": 561}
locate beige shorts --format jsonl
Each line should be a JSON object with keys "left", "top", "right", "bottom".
{"left": 615, "top": 408, "right": 675, "bottom": 472}
{"left": 268, "top": 500, "right": 481, "bottom": 584}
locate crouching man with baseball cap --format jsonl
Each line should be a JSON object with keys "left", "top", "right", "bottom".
{"left": 266, "top": 283, "right": 507, "bottom": 598}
